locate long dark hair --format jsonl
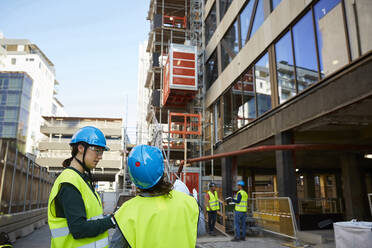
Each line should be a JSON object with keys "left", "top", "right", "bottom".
{"left": 62, "top": 144, "right": 79, "bottom": 167}
{"left": 138, "top": 175, "right": 174, "bottom": 197}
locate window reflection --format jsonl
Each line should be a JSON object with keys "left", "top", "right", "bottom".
{"left": 213, "top": 101, "right": 222, "bottom": 143}
{"left": 232, "top": 80, "right": 244, "bottom": 130}
{"left": 221, "top": 19, "right": 239, "bottom": 71}
{"left": 223, "top": 89, "right": 233, "bottom": 137}
{"left": 275, "top": 32, "right": 296, "bottom": 103}
{"left": 206, "top": 50, "right": 218, "bottom": 90}
{"left": 205, "top": 3, "right": 217, "bottom": 44}
{"left": 292, "top": 11, "right": 319, "bottom": 92}
{"left": 240, "top": 0, "right": 255, "bottom": 45}
{"left": 241, "top": 68, "right": 256, "bottom": 124}
{"left": 314, "top": 0, "right": 347, "bottom": 77}
{"left": 255, "top": 53, "right": 271, "bottom": 116}
{"left": 250, "top": 0, "right": 265, "bottom": 39}
{"left": 0, "top": 73, "right": 32, "bottom": 147}
{"left": 219, "top": 0, "right": 233, "bottom": 21}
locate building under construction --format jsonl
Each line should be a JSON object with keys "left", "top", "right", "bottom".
{"left": 141, "top": 0, "right": 372, "bottom": 235}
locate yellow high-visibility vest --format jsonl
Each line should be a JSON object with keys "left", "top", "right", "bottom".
{"left": 234, "top": 190, "right": 248, "bottom": 212}
{"left": 48, "top": 168, "right": 109, "bottom": 248}
{"left": 114, "top": 190, "right": 199, "bottom": 248}
{"left": 207, "top": 190, "right": 220, "bottom": 211}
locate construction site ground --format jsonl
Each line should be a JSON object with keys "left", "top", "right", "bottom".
{"left": 13, "top": 224, "right": 335, "bottom": 248}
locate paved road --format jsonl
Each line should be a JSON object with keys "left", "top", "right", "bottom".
{"left": 13, "top": 225, "right": 50, "bottom": 248}
{"left": 14, "top": 225, "right": 335, "bottom": 248}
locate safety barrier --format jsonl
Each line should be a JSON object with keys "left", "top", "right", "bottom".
{"left": 0, "top": 140, "right": 54, "bottom": 214}
{"left": 0, "top": 139, "right": 55, "bottom": 240}
{"left": 252, "top": 197, "right": 298, "bottom": 240}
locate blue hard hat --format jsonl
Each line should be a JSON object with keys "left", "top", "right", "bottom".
{"left": 237, "top": 180, "right": 245, "bottom": 186}
{"left": 128, "top": 145, "right": 164, "bottom": 189}
{"left": 70, "top": 126, "right": 110, "bottom": 151}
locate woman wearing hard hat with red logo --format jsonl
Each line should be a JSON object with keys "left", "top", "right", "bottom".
{"left": 48, "top": 126, "right": 115, "bottom": 248}
{"left": 110, "top": 144, "right": 199, "bottom": 248}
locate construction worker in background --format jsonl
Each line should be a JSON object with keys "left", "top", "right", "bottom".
{"left": 110, "top": 145, "right": 199, "bottom": 248}
{"left": 227, "top": 180, "right": 248, "bottom": 241}
{"left": 48, "top": 126, "right": 115, "bottom": 248}
{"left": 205, "top": 182, "right": 219, "bottom": 236}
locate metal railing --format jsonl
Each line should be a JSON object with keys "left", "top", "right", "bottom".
{"left": 0, "top": 140, "right": 54, "bottom": 214}
{"left": 298, "top": 198, "right": 343, "bottom": 215}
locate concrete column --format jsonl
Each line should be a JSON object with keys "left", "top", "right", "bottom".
{"left": 341, "top": 154, "right": 368, "bottom": 220}
{"left": 275, "top": 131, "right": 298, "bottom": 215}
{"left": 303, "top": 173, "right": 316, "bottom": 199}
{"left": 221, "top": 156, "right": 237, "bottom": 198}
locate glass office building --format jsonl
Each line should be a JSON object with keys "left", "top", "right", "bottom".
{"left": 0, "top": 72, "right": 33, "bottom": 151}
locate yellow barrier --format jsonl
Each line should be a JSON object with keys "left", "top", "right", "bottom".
{"left": 252, "top": 197, "right": 297, "bottom": 239}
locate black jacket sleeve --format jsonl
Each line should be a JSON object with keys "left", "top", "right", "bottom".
{"left": 56, "top": 183, "right": 115, "bottom": 239}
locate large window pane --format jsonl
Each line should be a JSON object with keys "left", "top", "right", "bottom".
{"left": 240, "top": 0, "right": 255, "bottom": 45}
{"left": 232, "top": 81, "right": 243, "bottom": 130}
{"left": 250, "top": 0, "right": 265, "bottom": 38}
{"left": 241, "top": 68, "right": 256, "bottom": 124}
{"left": 221, "top": 19, "right": 239, "bottom": 71}
{"left": 205, "top": 3, "right": 217, "bottom": 44}
{"left": 213, "top": 101, "right": 222, "bottom": 143}
{"left": 223, "top": 89, "right": 233, "bottom": 137}
{"left": 292, "top": 11, "right": 319, "bottom": 92}
{"left": 219, "top": 0, "right": 233, "bottom": 21}
{"left": 8, "top": 77, "right": 22, "bottom": 90}
{"left": 354, "top": 0, "right": 372, "bottom": 55}
{"left": 6, "top": 92, "right": 20, "bottom": 106}
{"left": 275, "top": 32, "right": 296, "bottom": 103}
{"left": 206, "top": 50, "right": 218, "bottom": 90}
{"left": 4, "top": 109, "right": 18, "bottom": 122}
{"left": 255, "top": 53, "right": 271, "bottom": 116}
{"left": 314, "top": 0, "right": 348, "bottom": 77}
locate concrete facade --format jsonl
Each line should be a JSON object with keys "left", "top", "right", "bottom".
{"left": 36, "top": 116, "right": 123, "bottom": 181}
{"left": 203, "top": 0, "right": 372, "bottom": 229}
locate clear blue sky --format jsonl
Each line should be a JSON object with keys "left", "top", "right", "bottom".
{"left": 0, "top": 0, "right": 150, "bottom": 142}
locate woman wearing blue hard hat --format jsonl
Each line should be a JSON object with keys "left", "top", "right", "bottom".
{"left": 109, "top": 144, "right": 199, "bottom": 248}
{"left": 48, "top": 126, "right": 115, "bottom": 248}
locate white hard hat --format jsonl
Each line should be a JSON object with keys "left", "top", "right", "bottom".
{"left": 173, "top": 179, "right": 190, "bottom": 195}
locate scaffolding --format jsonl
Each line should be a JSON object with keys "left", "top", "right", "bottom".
{"left": 145, "top": 0, "right": 205, "bottom": 196}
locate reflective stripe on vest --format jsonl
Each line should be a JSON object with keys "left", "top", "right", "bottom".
{"left": 48, "top": 168, "right": 109, "bottom": 248}
{"left": 50, "top": 214, "right": 105, "bottom": 238}
{"left": 115, "top": 190, "right": 199, "bottom": 248}
{"left": 77, "top": 237, "right": 109, "bottom": 248}
{"left": 207, "top": 191, "right": 220, "bottom": 211}
{"left": 235, "top": 190, "right": 248, "bottom": 212}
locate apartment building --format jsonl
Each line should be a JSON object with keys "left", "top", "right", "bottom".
{"left": 0, "top": 37, "right": 64, "bottom": 154}
{"left": 36, "top": 116, "right": 124, "bottom": 181}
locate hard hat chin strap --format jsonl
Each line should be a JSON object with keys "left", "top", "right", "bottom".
{"left": 74, "top": 144, "right": 94, "bottom": 188}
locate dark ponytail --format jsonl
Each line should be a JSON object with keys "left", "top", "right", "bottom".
{"left": 62, "top": 144, "right": 79, "bottom": 168}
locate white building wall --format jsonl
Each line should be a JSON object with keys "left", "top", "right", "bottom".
{"left": 0, "top": 43, "right": 58, "bottom": 155}
{"left": 52, "top": 98, "right": 68, "bottom": 117}
{"left": 136, "top": 41, "right": 150, "bottom": 145}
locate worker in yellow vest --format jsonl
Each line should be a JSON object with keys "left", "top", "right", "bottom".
{"left": 48, "top": 126, "right": 115, "bottom": 248}
{"left": 205, "top": 182, "right": 219, "bottom": 236}
{"left": 110, "top": 145, "right": 199, "bottom": 248}
{"left": 229, "top": 180, "right": 248, "bottom": 241}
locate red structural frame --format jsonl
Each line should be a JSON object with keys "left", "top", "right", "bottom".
{"left": 168, "top": 112, "right": 202, "bottom": 137}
